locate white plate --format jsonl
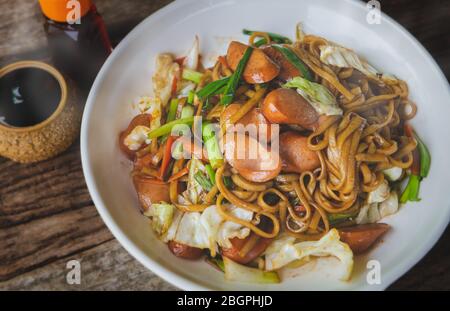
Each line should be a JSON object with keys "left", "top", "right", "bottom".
{"left": 81, "top": 0, "right": 450, "bottom": 290}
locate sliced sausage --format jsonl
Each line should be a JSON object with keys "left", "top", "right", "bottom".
{"left": 168, "top": 241, "right": 204, "bottom": 260}
{"left": 262, "top": 88, "right": 319, "bottom": 130}
{"left": 223, "top": 132, "right": 281, "bottom": 182}
{"left": 133, "top": 174, "right": 170, "bottom": 211}
{"left": 262, "top": 45, "right": 301, "bottom": 81}
{"left": 119, "top": 114, "right": 152, "bottom": 160}
{"left": 221, "top": 103, "right": 273, "bottom": 142}
{"left": 226, "top": 41, "right": 280, "bottom": 84}
{"left": 221, "top": 235, "right": 273, "bottom": 264}
{"left": 279, "top": 131, "right": 320, "bottom": 174}
{"left": 134, "top": 153, "right": 153, "bottom": 171}
{"left": 339, "top": 223, "right": 390, "bottom": 254}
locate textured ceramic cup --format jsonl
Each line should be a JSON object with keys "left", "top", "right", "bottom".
{"left": 0, "top": 61, "right": 81, "bottom": 163}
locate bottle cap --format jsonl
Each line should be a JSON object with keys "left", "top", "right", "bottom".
{"left": 38, "top": 0, "right": 92, "bottom": 23}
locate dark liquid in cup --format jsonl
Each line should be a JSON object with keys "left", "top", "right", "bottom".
{"left": 0, "top": 67, "right": 61, "bottom": 127}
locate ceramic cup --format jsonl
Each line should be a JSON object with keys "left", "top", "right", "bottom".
{"left": 0, "top": 61, "right": 81, "bottom": 163}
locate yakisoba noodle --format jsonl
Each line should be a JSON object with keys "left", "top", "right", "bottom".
{"left": 119, "top": 25, "right": 429, "bottom": 282}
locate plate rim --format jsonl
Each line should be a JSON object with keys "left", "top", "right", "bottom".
{"left": 81, "top": 0, "right": 450, "bottom": 291}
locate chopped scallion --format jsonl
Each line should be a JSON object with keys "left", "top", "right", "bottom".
{"left": 205, "top": 164, "right": 216, "bottom": 186}
{"left": 223, "top": 176, "right": 232, "bottom": 188}
{"left": 400, "top": 174, "right": 421, "bottom": 203}
{"left": 187, "top": 90, "right": 195, "bottom": 104}
{"left": 414, "top": 131, "right": 431, "bottom": 178}
{"left": 182, "top": 68, "right": 203, "bottom": 84}
{"left": 181, "top": 105, "right": 194, "bottom": 118}
{"left": 221, "top": 46, "right": 253, "bottom": 105}
{"left": 197, "top": 76, "right": 231, "bottom": 100}
{"left": 148, "top": 117, "right": 194, "bottom": 139}
{"left": 272, "top": 44, "right": 313, "bottom": 81}
{"left": 202, "top": 122, "right": 224, "bottom": 169}
{"left": 194, "top": 171, "right": 213, "bottom": 191}
{"left": 166, "top": 98, "right": 179, "bottom": 122}
{"left": 242, "top": 29, "right": 292, "bottom": 45}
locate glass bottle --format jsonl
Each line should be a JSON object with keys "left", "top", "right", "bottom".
{"left": 39, "top": 0, "right": 112, "bottom": 94}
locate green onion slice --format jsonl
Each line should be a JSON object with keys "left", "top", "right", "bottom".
{"left": 272, "top": 44, "right": 313, "bottom": 81}
{"left": 182, "top": 68, "right": 203, "bottom": 84}
{"left": 205, "top": 164, "right": 216, "bottom": 186}
{"left": 221, "top": 46, "right": 254, "bottom": 105}
{"left": 197, "top": 76, "right": 230, "bottom": 100}
{"left": 414, "top": 131, "right": 431, "bottom": 178}
{"left": 400, "top": 174, "right": 421, "bottom": 203}
{"left": 242, "top": 29, "right": 292, "bottom": 45}
{"left": 148, "top": 117, "right": 194, "bottom": 139}
{"left": 194, "top": 171, "right": 213, "bottom": 191}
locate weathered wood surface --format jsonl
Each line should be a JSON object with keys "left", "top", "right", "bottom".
{"left": 0, "top": 239, "right": 177, "bottom": 291}
{"left": 0, "top": 0, "right": 449, "bottom": 290}
{"left": 0, "top": 0, "right": 174, "bottom": 57}
{"left": 0, "top": 143, "right": 113, "bottom": 281}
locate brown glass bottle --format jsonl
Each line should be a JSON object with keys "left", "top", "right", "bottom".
{"left": 39, "top": 0, "right": 112, "bottom": 94}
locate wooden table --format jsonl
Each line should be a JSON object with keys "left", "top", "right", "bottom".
{"left": 1, "top": 0, "right": 449, "bottom": 291}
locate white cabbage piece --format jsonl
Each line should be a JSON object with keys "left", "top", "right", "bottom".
{"left": 144, "top": 203, "right": 174, "bottom": 236}
{"left": 216, "top": 207, "right": 253, "bottom": 249}
{"left": 123, "top": 96, "right": 162, "bottom": 151}
{"left": 367, "top": 180, "right": 390, "bottom": 204}
{"left": 164, "top": 205, "right": 253, "bottom": 256}
{"left": 356, "top": 203, "right": 370, "bottom": 225}
{"left": 367, "top": 203, "right": 381, "bottom": 223}
{"left": 264, "top": 235, "right": 298, "bottom": 269}
{"left": 174, "top": 212, "right": 210, "bottom": 248}
{"left": 162, "top": 208, "right": 183, "bottom": 242}
{"left": 283, "top": 77, "right": 342, "bottom": 116}
{"left": 177, "top": 81, "right": 196, "bottom": 98}
{"left": 177, "top": 194, "right": 190, "bottom": 205}
{"left": 355, "top": 203, "right": 384, "bottom": 225}
{"left": 124, "top": 125, "right": 151, "bottom": 151}
{"left": 379, "top": 192, "right": 399, "bottom": 218}
{"left": 136, "top": 96, "right": 162, "bottom": 129}
{"left": 183, "top": 35, "right": 200, "bottom": 70}
{"left": 264, "top": 229, "right": 354, "bottom": 281}
{"left": 383, "top": 166, "right": 403, "bottom": 182}
{"left": 357, "top": 192, "right": 400, "bottom": 224}
{"left": 184, "top": 158, "right": 206, "bottom": 204}
{"left": 319, "top": 44, "right": 397, "bottom": 82}
{"left": 152, "top": 53, "right": 181, "bottom": 107}
{"left": 199, "top": 205, "right": 225, "bottom": 251}
{"left": 320, "top": 45, "right": 377, "bottom": 77}
{"left": 223, "top": 257, "right": 280, "bottom": 284}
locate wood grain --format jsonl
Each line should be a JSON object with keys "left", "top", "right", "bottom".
{"left": 0, "top": 0, "right": 46, "bottom": 57}
{"left": 0, "top": 0, "right": 174, "bottom": 58}
{"left": 0, "top": 239, "right": 178, "bottom": 291}
{"left": 0, "top": 143, "right": 113, "bottom": 281}
{"left": 0, "top": 0, "right": 449, "bottom": 291}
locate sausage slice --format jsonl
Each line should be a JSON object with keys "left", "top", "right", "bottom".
{"left": 279, "top": 131, "right": 320, "bottom": 174}
{"left": 133, "top": 175, "right": 170, "bottom": 211}
{"left": 168, "top": 241, "right": 203, "bottom": 260}
{"left": 339, "top": 223, "right": 390, "bottom": 254}
{"left": 262, "top": 45, "right": 301, "bottom": 81}
{"left": 119, "top": 114, "right": 152, "bottom": 160}
{"left": 226, "top": 41, "right": 280, "bottom": 84}
{"left": 262, "top": 88, "right": 319, "bottom": 130}
{"left": 221, "top": 103, "right": 273, "bottom": 142}
{"left": 223, "top": 132, "right": 281, "bottom": 182}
